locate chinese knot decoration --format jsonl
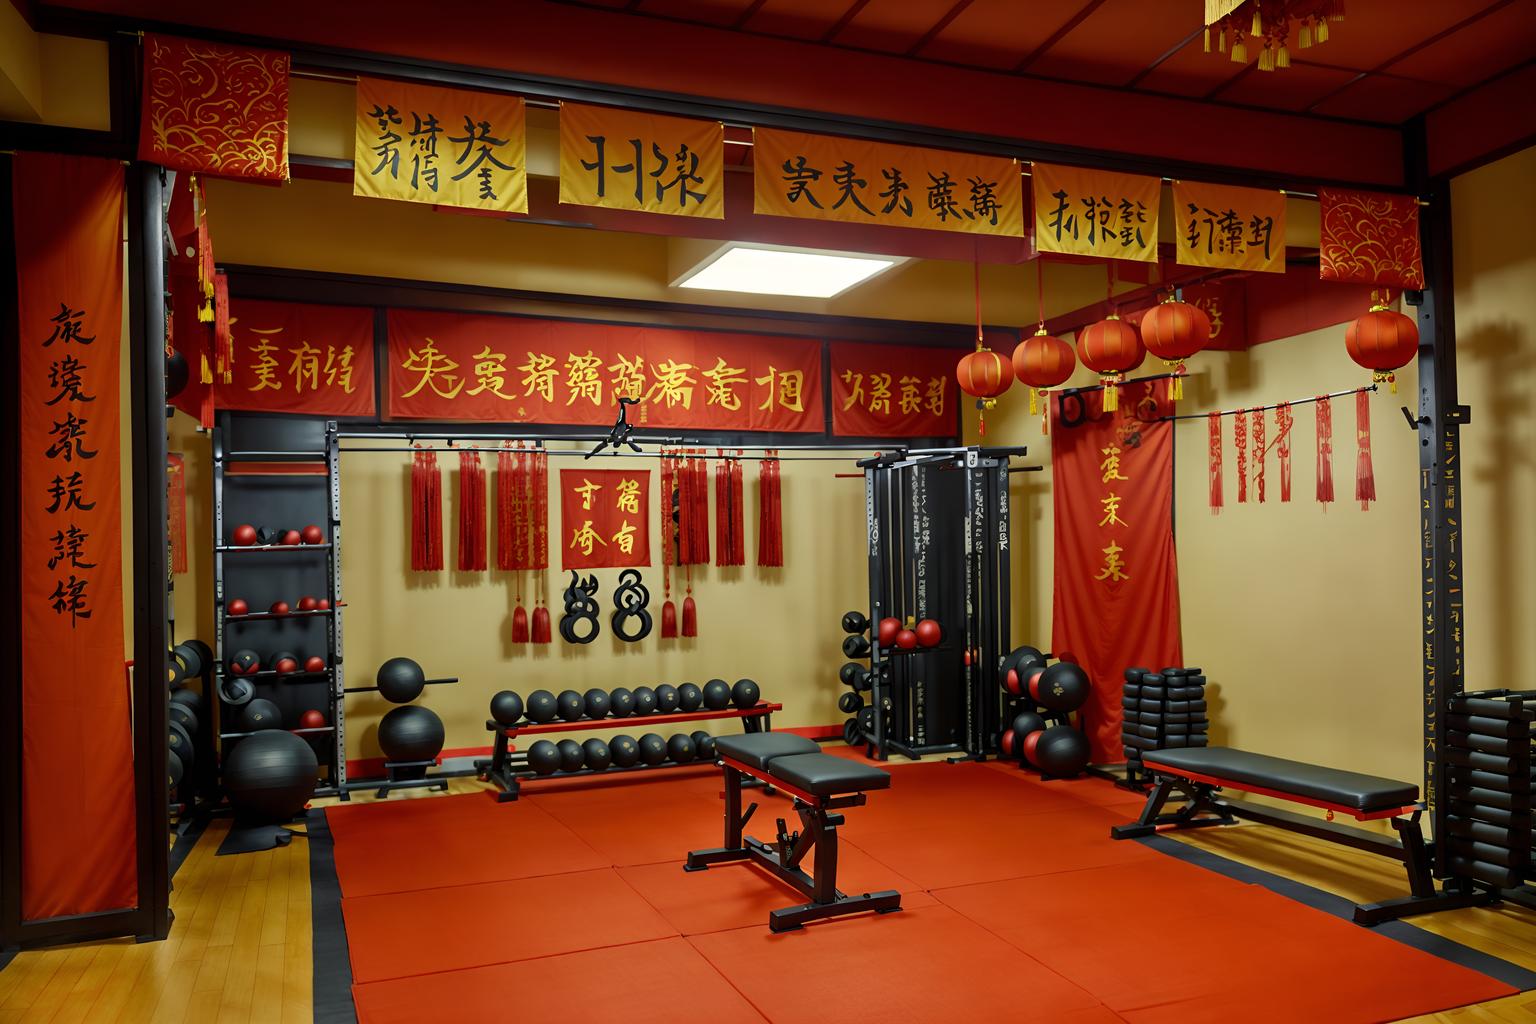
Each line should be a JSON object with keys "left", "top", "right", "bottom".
{"left": 1011, "top": 329, "right": 1075, "bottom": 430}
{"left": 559, "top": 571, "right": 601, "bottom": 645}
{"left": 956, "top": 346, "right": 1013, "bottom": 436}
{"left": 1204, "top": 1, "right": 1343, "bottom": 72}
{"left": 610, "top": 569, "right": 653, "bottom": 643}
{"left": 1077, "top": 315, "right": 1143, "bottom": 412}
{"left": 1139, "top": 297, "right": 1210, "bottom": 401}
{"left": 1345, "top": 295, "right": 1418, "bottom": 392}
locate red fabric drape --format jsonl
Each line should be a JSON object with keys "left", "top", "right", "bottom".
{"left": 16, "top": 153, "right": 136, "bottom": 919}
{"left": 1050, "top": 382, "right": 1182, "bottom": 764}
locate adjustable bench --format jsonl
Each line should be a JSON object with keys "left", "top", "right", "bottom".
{"left": 686, "top": 733, "right": 902, "bottom": 932}
{"left": 1111, "top": 747, "right": 1496, "bottom": 925}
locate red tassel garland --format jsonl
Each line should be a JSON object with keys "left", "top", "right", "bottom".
{"left": 495, "top": 448, "right": 517, "bottom": 571}
{"left": 715, "top": 450, "right": 731, "bottom": 566}
{"left": 531, "top": 448, "right": 550, "bottom": 642}
{"left": 1252, "top": 409, "right": 1266, "bottom": 504}
{"left": 693, "top": 451, "right": 710, "bottom": 565}
{"left": 1207, "top": 413, "right": 1223, "bottom": 515}
{"left": 758, "top": 451, "right": 784, "bottom": 565}
{"left": 410, "top": 447, "right": 443, "bottom": 571}
{"left": 730, "top": 452, "right": 745, "bottom": 565}
{"left": 1317, "top": 397, "right": 1335, "bottom": 505}
{"left": 457, "top": 450, "right": 487, "bottom": 571}
{"left": 1276, "top": 403, "right": 1293, "bottom": 503}
{"left": 1355, "top": 389, "right": 1375, "bottom": 510}
{"left": 1234, "top": 410, "right": 1248, "bottom": 504}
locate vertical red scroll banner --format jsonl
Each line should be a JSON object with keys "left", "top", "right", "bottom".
{"left": 560, "top": 469, "right": 651, "bottom": 570}
{"left": 15, "top": 153, "right": 136, "bottom": 919}
{"left": 1050, "top": 381, "right": 1182, "bottom": 764}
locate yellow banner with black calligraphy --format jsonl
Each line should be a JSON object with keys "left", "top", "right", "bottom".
{"left": 753, "top": 127, "right": 1024, "bottom": 237}
{"left": 353, "top": 76, "right": 527, "bottom": 215}
{"left": 1032, "top": 162, "right": 1159, "bottom": 263}
{"left": 559, "top": 102, "right": 724, "bottom": 219}
{"left": 1174, "top": 180, "right": 1286, "bottom": 274}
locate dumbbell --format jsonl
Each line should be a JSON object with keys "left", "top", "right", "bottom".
{"left": 842, "top": 635, "right": 871, "bottom": 659}
{"left": 838, "top": 692, "right": 864, "bottom": 715}
{"left": 841, "top": 611, "right": 869, "bottom": 635}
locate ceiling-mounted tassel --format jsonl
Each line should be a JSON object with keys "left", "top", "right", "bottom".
{"left": 1218, "top": 22, "right": 1229, "bottom": 52}
{"left": 1252, "top": 408, "right": 1266, "bottom": 503}
{"left": 1250, "top": 3, "right": 1263, "bottom": 37}
{"left": 1276, "top": 402, "right": 1293, "bottom": 502}
{"left": 1208, "top": 412, "right": 1223, "bottom": 515}
{"left": 1204, "top": 25, "right": 1213, "bottom": 52}
{"left": 1101, "top": 374, "right": 1121, "bottom": 413}
{"left": 1315, "top": 17, "right": 1329, "bottom": 43}
{"left": 1276, "top": 42, "right": 1290, "bottom": 68}
{"left": 730, "top": 452, "right": 745, "bottom": 565}
{"left": 511, "top": 598, "right": 530, "bottom": 644}
{"left": 1329, "top": 0, "right": 1345, "bottom": 22}
{"left": 1258, "top": 42, "right": 1273, "bottom": 70}
{"left": 1298, "top": 17, "right": 1313, "bottom": 47}
{"left": 495, "top": 447, "right": 516, "bottom": 572}
{"left": 1355, "top": 390, "right": 1375, "bottom": 511}
{"left": 1316, "top": 396, "right": 1335, "bottom": 505}
{"left": 1234, "top": 408, "right": 1248, "bottom": 503}
{"left": 757, "top": 451, "right": 783, "bottom": 568}
{"left": 1231, "top": 31, "right": 1248, "bottom": 62}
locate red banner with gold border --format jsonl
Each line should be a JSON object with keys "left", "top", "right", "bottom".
{"left": 1050, "top": 381, "right": 1182, "bottom": 764}
{"left": 829, "top": 341, "right": 959, "bottom": 437}
{"left": 214, "top": 299, "right": 376, "bottom": 416}
{"left": 1318, "top": 187, "right": 1425, "bottom": 290}
{"left": 560, "top": 469, "right": 651, "bottom": 569}
{"left": 15, "top": 153, "right": 136, "bottom": 919}
{"left": 386, "top": 310, "right": 822, "bottom": 432}
{"left": 138, "top": 34, "right": 290, "bottom": 181}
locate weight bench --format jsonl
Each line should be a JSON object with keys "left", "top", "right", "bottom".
{"left": 1111, "top": 746, "right": 1498, "bottom": 925}
{"left": 686, "top": 733, "right": 902, "bottom": 932}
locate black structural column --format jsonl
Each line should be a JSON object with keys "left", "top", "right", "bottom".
{"left": 126, "top": 162, "right": 172, "bottom": 941}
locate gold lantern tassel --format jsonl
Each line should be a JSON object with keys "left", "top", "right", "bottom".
{"left": 1170, "top": 363, "right": 1186, "bottom": 401}
{"left": 1251, "top": 4, "right": 1263, "bottom": 36}
{"left": 1029, "top": 387, "right": 1040, "bottom": 416}
{"left": 1102, "top": 376, "right": 1119, "bottom": 413}
{"left": 1277, "top": 42, "right": 1290, "bottom": 68}
{"left": 1218, "top": 23, "right": 1228, "bottom": 52}
{"left": 1258, "top": 42, "right": 1273, "bottom": 70}
{"left": 1204, "top": 25, "right": 1212, "bottom": 52}
{"left": 1231, "top": 32, "right": 1248, "bottom": 63}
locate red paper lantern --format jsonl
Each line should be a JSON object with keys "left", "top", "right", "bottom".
{"left": 1345, "top": 303, "right": 1418, "bottom": 392}
{"left": 1011, "top": 330, "right": 1076, "bottom": 421}
{"left": 1140, "top": 299, "right": 1210, "bottom": 400}
{"left": 1077, "top": 315, "right": 1144, "bottom": 412}
{"left": 956, "top": 347, "right": 1014, "bottom": 436}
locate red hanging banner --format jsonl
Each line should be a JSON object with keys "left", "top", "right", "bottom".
{"left": 829, "top": 341, "right": 959, "bottom": 437}
{"left": 1207, "top": 413, "right": 1223, "bottom": 515}
{"left": 1050, "top": 381, "right": 1183, "bottom": 765}
{"left": 560, "top": 469, "right": 651, "bottom": 570}
{"left": 15, "top": 153, "right": 136, "bottom": 920}
{"left": 216, "top": 299, "right": 376, "bottom": 417}
{"left": 1318, "top": 187, "right": 1425, "bottom": 290}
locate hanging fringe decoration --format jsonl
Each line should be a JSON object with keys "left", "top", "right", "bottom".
{"left": 714, "top": 450, "right": 743, "bottom": 566}
{"left": 757, "top": 450, "right": 783, "bottom": 567}
{"left": 730, "top": 451, "right": 745, "bottom": 565}
{"left": 1251, "top": 408, "right": 1266, "bottom": 503}
{"left": 661, "top": 451, "right": 677, "bottom": 638}
{"left": 457, "top": 449, "right": 487, "bottom": 571}
{"left": 1234, "top": 409, "right": 1248, "bottom": 504}
{"left": 495, "top": 447, "right": 517, "bottom": 571}
{"left": 1317, "top": 396, "right": 1335, "bottom": 505}
{"left": 1355, "top": 389, "right": 1376, "bottom": 510}
{"left": 1276, "top": 403, "right": 1293, "bottom": 502}
{"left": 682, "top": 567, "right": 698, "bottom": 637}
{"left": 693, "top": 451, "right": 710, "bottom": 565}
{"left": 410, "top": 447, "right": 443, "bottom": 571}
{"left": 1207, "top": 413, "right": 1223, "bottom": 515}
{"left": 530, "top": 446, "right": 551, "bottom": 643}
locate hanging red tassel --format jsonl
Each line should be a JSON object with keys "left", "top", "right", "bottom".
{"left": 1252, "top": 408, "right": 1266, "bottom": 504}
{"left": 758, "top": 451, "right": 784, "bottom": 566}
{"left": 1276, "top": 403, "right": 1293, "bottom": 503}
{"left": 693, "top": 451, "right": 710, "bottom": 565}
{"left": 532, "top": 447, "right": 551, "bottom": 642}
{"left": 731, "top": 452, "right": 745, "bottom": 565}
{"left": 1355, "top": 389, "right": 1375, "bottom": 510}
{"left": 1207, "top": 413, "right": 1223, "bottom": 515}
{"left": 457, "top": 450, "right": 487, "bottom": 571}
{"left": 661, "top": 452, "right": 677, "bottom": 637}
{"left": 411, "top": 448, "right": 443, "bottom": 571}
{"left": 495, "top": 448, "right": 516, "bottom": 571}
{"left": 676, "top": 451, "right": 693, "bottom": 565}
{"left": 1234, "top": 410, "right": 1248, "bottom": 504}
{"left": 682, "top": 567, "right": 698, "bottom": 637}
{"left": 1317, "top": 396, "right": 1335, "bottom": 505}
{"left": 715, "top": 449, "right": 731, "bottom": 566}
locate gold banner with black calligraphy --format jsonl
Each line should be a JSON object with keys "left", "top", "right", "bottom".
{"left": 353, "top": 77, "right": 527, "bottom": 215}
{"left": 1032, "top": 162, "right": 1159, "bottom": 263}
{"left": 1174, "top": 180, "right": 1286, "bottom": 274}
{"left": 753, "top": 128, "right": 1024, "bottom": 237}
{"left": 560, "top": 469, "right": 651, "bottom": 570}
{"left": 559, "top": 102, "right": 724, "bottom": 219}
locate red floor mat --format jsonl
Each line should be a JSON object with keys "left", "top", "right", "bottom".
{"left": 687, "top": 903, "right": 1104, "bottom": 1024}
{"left": 934, "top": 867, "right": 1515, "bottom": 1023}
{"left": 325, "top": 792, "right": 608, "bottom": 897}
{"left": 342, "top": 867, "right": 677, "bottom": 983}
{"left": 534, "top": 787, "right": 742, "bottom": 867}
{"left": 352, "top": 937, "right": 767, "bottom": 1024}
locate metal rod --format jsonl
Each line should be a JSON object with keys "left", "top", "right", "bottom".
{"left": 336, "top": 446, "right": 863, "bottom": 462}
{"left": 334, "top": 429, "right": 904, "bottom": 452}
{"left": 1159, "top": 384, "right": 1376, "bottom": 422}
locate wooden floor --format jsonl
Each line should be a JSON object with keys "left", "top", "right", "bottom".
{"left": 2, "top": 775, "right": 1535, "bottom": 1023}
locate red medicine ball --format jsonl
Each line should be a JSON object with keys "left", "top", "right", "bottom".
{"left": 877, "top": 617, "right": 901, "bottom": 648}
{"left": 231, "top": 524, "right": 257, "bottom": 546}
{"left": 300, "top": 524, "right": 324, "bottom": 544}
{"left": 280, "top": 529, "right": 302, "bottom": 546}
{"left": 270, "top": 600, "right": 291, "bottom": 616}
{"left": 1022, "top": 729, "right": 1045, "bottom": 765}
{"left": 298, "top": 709, "right": 326, "bottom": 729}
{"left": 1000, "top": 729, "right": 1016, "bottom": 757}
{"left": 316, "top": 598, "right": 330, "bottom": 611}
{"left": 274, "top": 655, "right": 299, "bottom": 675}
{"left": 227, "top": 598, "right": 249, "bottom": 617}
{"left": 304, "top": 655, "right": 327, "bottom": 673}
{"left": 895, "top": 629, "right": 918, "bottom": 650}
{"left": 1026, "top": 667, "right": 1047, "bottom": 702}
{"left": 914, "top": 619, "right": 941, "bottom": 647}
{"left": 297, "top": 596, "right": 318, "bottom": 612}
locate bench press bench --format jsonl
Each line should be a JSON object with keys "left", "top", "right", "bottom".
{"left": 686, "top": 733, "right": 902, "bottom": 931}
{"left": 1112, "top": 747, "right": 1497, "bottom": 925}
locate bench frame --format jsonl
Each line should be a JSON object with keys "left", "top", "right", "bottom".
{"left": 686, "top": 754, "right": 902, "bottom": 932}
{"left": 1112, "top": 767, "right": 1499, "bottom": 925}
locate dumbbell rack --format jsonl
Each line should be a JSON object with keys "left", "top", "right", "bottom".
{"left": 478, "top": 701, "right": 783, "bottom": 801}
{"left": 1443, "top": 689, "right": 1532, "bottom": 893}
{"left": 211, "top": 421, "right": 348, "bottom": 799}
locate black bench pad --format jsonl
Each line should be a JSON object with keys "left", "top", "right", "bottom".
{"left": 1145, "top": 747, "right": 1418, "bottom": 812}
{"left": 715, "top": 733, "right": 819, "bottom": 771}
{"left": 766, "top": 752, "right": 891, "bottom": 797}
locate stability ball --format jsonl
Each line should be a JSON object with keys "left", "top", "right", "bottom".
{"left": 1030, "top": 725, "right": 1090, "bottom": 777}
{"left": 527, "top": 740, "right": 561, "bottom": 775}
{"left": 526, "top": 689, "right": 558, "bottom": 723}
{"left": 223, "top": 730, "right": 317, "bottom": 822}
{"left": 730, "top": 679, "right": 760, "bottom": 709}
{"left": 638, "top": 733, "right": 667, "bottom": 766}
{"left": 702, "top": 679, "right": 731, "bottom": 710}
{"left": 557, "top": 739, "right": 585, "bottom": 773}
{"left": 1032, "top": 662, "right": 1091, "bottom": 713}
{"left": 610, "top": 734, "right": 640, "bottom": 768}
{"left": 609, "top": 687, "right": 635, "bottom": 718}
{"left": 676, "top": 683, "right": 703, "bottom": 712}
{"left": 1011, "top": 710, "right": 1046, "bottom": 741}
{"left": 378, "top": 705, "right": 445, "bottom": 764}
{"left": 376, "top": 657, "right": 426, "bottom": 704}
{"left": 841, "top": 610, "right": 869, "bottom": 634}
{"left": 490, "top": 690, "right": 524, "bottom": 726}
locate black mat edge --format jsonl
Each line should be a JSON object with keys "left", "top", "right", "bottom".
{"left": 308, "top": 808, "right": 356, "bottom": 1024}
{"left": 168, "top": 813, "right": 209, "bottom": 880}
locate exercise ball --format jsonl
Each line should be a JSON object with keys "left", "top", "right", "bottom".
{"left": 556, "top": 739, "right": 584, "bottom": 772}
{"left": 300, "top": 524, "right": 325, "bottom": 544}
{"left": 223, "top": 730, "right": 317, "bottom": 822}
{"left": 690, "top": 731, "right": 716, "bottom": 760}
{"left": 231, "top": 524, "right": 258, "bottom": 546}
{"left": 914, "top": 619, "right": 942, "bottom": 647}
{"left": 279, "top": 529, "right": 302, "bottom": 546}
{"left": 583, "top": 688, "right": 611, "bottom": 719}
{"left": 169, "top": 700, "right": 198, "bottom": 734}
{"left": 298, "top": 709, "right": 327, "bottom": 730}
{"left": 1000, "top": 729, "right": 1016, "bottom": 757}
{"left": 666, "top": 733, "right": 696, "bottom": 763}
{"left": 609, "top": 688, "right": 636, "bottom": 718}
{"left": 702, "top": 679, "right": 730, "bottom": 710}
{"left": 633, "top": 686, "right": 658, "bottom": 715}
{"left": 297, "top": 596, "right": 318, "bottom": 612}
{"left": 1031, "top": 725, "right": 1090, "bottom": 776}
{"left": 526, "top": 689, "right": 558, "bottom": 723}
{"left": 172, "top": 642, "right": 205, "bottom": 678}
{"left": 895, "top": 629, "right": 917, "bottom": 650}
{"left": 168, "top": 721, "right": 194, "bottom": 766}
{"left": 638, "top": 733, "right": 667, "bottom": 766}
{"left": 227, "top": 597, "right": 249, "bottom": 617}
{"left": 269, "top": 600, "right": 291, "bottom": 617}
{"left": 527, "top": 740, "right": 561, "bottom": 775}
{"left": 841, "top": 610, "right": 869, "bottom": 634}
{"left": 1011, "top": 710, "right": 1046, "bottom": 740}
{"left": 240, "top": 699, "right": 281, "bottom": 732}
{"left": 228, "top": 649, "right": 260, "bottom": 676}
{"left": 731, "top": 679, "right": 760, "bottom": 709}
{"left": 165, "top": 349, "right": 189, "bottom": 399}
{"left": 271, "top": 652, "right": 299, "bottom": 675}
{"left": 1033, "top": 662, "right": 1091, "bottom": 713}
{"left": 490, "top": 690, "right": 524, "bottom": 726}
{"left": 583, "top": 738, "right": 612, "bottom": 771}
{"left": 610, "top": 734, "right": 640, "bottom": 768}
{"left": 877, "top": 617, "right": 901, "bottom": 648}
{"left": 842, "top": 635, "right": 871, "bottom": 659}
{"left": 654, "top": 684, "right": 680, "bottom": 713}
{"left": 556, "top": 690, "right": 585, "bottom": 722}
{"left": 304, "top": 655, "right": 327, "bottom": 674}
{"left": 676, "top": 683, "right": 702, "bottom": 712}
{"left": 378, "top": 705, "right": 445, "bottom": 764}
{"left": 170, "top": 687, "right": 204, "bottom": 719}
{"left": 376, "top": 657, "right": 426, "bottom": 704}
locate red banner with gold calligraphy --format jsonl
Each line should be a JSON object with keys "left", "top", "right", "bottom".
{"left": 829, "top": 341, "right": 959, "bottom": 437}
{"left": 214, "top": 299, "right": 376, "bottom": 417}
{"left": 168, "top": 453, "right": 188, "bottom": 574}
{"left": 1318, "top": 187, "right": 1425, "bottom": 290}
{"left": 14, "top": 153, "right": 136, "bottom": 919}
{"left": 560, "top": 469, "right": 651, "bottom": 569}
{"left": 387, "top": 310, "right": 822, "bottom": 432}
{"left": 138, "top": 34, "right": 290, "bottom": 181}
{"left": 1050, "top": 380, "right": 1182, "bottom": 764}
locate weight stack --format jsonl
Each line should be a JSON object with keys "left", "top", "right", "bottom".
{"left": 1445, "top": 691, "right": 1534, "bottom": 891}
{"left": 1122, "top": 667, "right": 1209, "bottom": 781}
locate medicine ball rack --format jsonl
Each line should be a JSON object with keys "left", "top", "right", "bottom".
{"left": 478, "top": 701, "right": 782, "bottom": 801}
